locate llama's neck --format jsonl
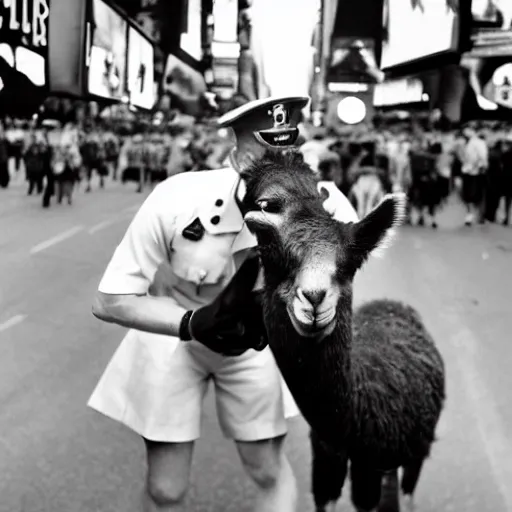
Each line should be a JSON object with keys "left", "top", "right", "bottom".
{"left": 263, "top": 286, "right": 354, "bottom": 449}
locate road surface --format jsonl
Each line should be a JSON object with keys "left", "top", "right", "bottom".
{"left": 1, "top": 177, "right": 511, "bottom": 512}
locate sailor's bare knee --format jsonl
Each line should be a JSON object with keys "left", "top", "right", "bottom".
{"left": 236, "top": 436, "right": 285, "bottom": 490}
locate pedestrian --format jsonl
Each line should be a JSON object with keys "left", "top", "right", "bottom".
{"left": 24, "top": 132, "right": 46, "bottom": 196}
{"left": 0, "top": 123, "right": 10, "bottom": 189}
{"left": 88, "top": 95, "right": 358, "bottom": 512}
{"left": 460, "top": 127, "right": 489, "bottom": 226}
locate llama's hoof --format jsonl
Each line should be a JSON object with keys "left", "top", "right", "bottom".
{"left": 431, "top": 221, "right": 438, "bottom": 229}
{"left": 399, "top": 494, "right": 415, "bottom": 512}
{"left": 503, "top": 219, "right": 509, "bottom": 226}
{"left": 417, "top": 217, "right": 425, "bottom": 226}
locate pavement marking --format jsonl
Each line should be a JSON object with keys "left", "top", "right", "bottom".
{"left": 122, "top": 205, "right": 140, "bottom": 214}
{"left": 88, "top": 211, "right": 136, "bottom": 235}
{"left": 0, "top": 314, "right": 26, "bottom": 333}
{"left": 30, "top": 226, "right": 84, "bottom": 255}
{"left": 88, "top": 218, "right": 122, "bottom": 235}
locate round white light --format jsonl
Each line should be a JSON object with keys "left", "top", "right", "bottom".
{"left": 337, "top": 96, "right": 366, "bottom": 125}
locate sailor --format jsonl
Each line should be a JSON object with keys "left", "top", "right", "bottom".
{"left": 89, "top": 95, "right": 358, "bottom": 512}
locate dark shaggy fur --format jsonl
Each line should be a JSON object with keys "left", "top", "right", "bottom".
{"left": 242, "top": 150, "right": 446, "bottom": 512}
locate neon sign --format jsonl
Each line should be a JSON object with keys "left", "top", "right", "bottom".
{"left": 0, "top": 0, "right": 50, "bottom": 49}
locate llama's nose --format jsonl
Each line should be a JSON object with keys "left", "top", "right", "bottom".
{"left": 301, "top": 289, "right": 327, "bottom": 309}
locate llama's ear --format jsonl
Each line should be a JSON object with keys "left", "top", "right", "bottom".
{"left": 349, "top": 193, "right": 407, "bottom": 267}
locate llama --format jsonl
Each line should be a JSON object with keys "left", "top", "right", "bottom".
{"left": 240, "top": 151, "right": 445, "bottom": 512}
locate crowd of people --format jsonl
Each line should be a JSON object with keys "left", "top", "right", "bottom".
{"left": 0, "top": 116, "right": 234, "bottom": 206}
{"left": 1, "top": 113, "right": 511, "bottom": 227}
{"left": 301, "top": 120, "right": 512, "bottom": 228}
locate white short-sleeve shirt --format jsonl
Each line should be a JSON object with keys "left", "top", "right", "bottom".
{"left": 98, "top": 166, "right": 358, "bottom": 310}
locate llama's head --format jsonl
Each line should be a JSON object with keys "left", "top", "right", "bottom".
{"left": 241, "top": 151, "right": 406, "bottom": 340}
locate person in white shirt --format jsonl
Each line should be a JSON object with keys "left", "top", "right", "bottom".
{"left": 89, "top": 95, "right": 358, "bottom": 512}
{"left": 460, "top": 127, "right": 489, "bottom": 225}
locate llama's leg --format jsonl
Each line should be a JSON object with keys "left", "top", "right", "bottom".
{"left": 377, "top": 469, "right": 399, "bottom": 512}
{"left": 399, "top": 459, "right": 424, "bottom": 512}
{"left": 350, "top": 462, "right": 382, "bottom": 512}
{"left": 310, "top": 432, "right": 348, "bottom": 512}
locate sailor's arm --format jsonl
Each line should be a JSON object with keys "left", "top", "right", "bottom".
{"left": 92, "top": 183, "right": 186, "bottom": 337}
{"left": 93, "top": 292, "right": 187, "bottom": 337}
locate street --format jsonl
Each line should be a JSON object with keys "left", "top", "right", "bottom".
{"left": 1, "top": 175, "right": 511, "bottom": 512}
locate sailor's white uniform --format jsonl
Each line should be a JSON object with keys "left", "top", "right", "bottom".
{"left": 88, "top": 95, "right": 358, "bottom": 443}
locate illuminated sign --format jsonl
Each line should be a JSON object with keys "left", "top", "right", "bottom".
{"left": 180, "top": 0, "right": 202, "bottom": 61}
{"left": 87, "top": 0, "right": 127, "bottom": 100}
{"left": 0, "top": 0, "right": 49, "bottom": 49}
{"left": 213, "top": 0, "right": 238, "bottom": 43}
{"left": 0, "top": 0, "right": 49, "bottom": 87}
{"left": 373, "top": 78, "right": 428, "bottom": 106}
{"left": 337, "top": 96, "right": 367, "bottom": 124}
{"left": 381, "top": 0, "right": 459, "bottom": 68}
{"left": 127, "top": 26, "right": 155, "bottom": 109}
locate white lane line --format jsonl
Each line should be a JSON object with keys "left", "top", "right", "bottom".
{"left": 122, "top": 205, "right": 140, "bottom": 214}
{"left": 88, "top": 218, "right": 120, "bottom": 235}
{"left": 88, "top": 212, "right": 135, "bottom": 235}
{"left": 30, "top": 226, "right": 84, "bottom": 255}
{"left": 0, "top": 314, "right": 26, "bottom": 333}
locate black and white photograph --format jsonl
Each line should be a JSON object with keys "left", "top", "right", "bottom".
{"left": 1, "top": 1, "right": 512, "bottom": 512}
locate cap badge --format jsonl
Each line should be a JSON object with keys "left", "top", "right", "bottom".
{"left": 270, "top": 104, "right": 288, "bottom": 128}
{"left": 256, "top": 103, "right": 298, "bottom": 148}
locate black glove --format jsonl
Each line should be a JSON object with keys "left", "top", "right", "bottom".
{"left": 179, "top": 254, "right": 268, "bottom": 356}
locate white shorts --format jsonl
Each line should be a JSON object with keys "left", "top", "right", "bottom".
{"left": 88, "top": 330, "right": 299, "bottom": 443}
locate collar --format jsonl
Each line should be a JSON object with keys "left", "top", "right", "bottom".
{"left": 195, "top": 161, "right": 258, "bottom": 254}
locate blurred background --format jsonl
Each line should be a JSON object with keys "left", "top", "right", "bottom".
{"left": 1, "top": 1, "right": 512, "bottom": 511}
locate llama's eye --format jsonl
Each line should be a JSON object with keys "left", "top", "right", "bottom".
{"left": 257, "top": 199, "right": 281, "bottom": 213}
{"left": 257, "top": 200, "right": 269, "bottom": 211}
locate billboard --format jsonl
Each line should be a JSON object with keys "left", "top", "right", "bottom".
{"left": 87, "top": 0, "right": 127, "bottom": 100}
{"left": 470, "top": 0, "right": 512, "bottom": 57}
{"left": 162, "top": 53, "right": 206, "bottom": 115}
{"left": 328, "top": 38, "right": 382, "bottom": 84}
{"left": 472, "top": 0, "right": 512, "bottom": 27}
{"left": 0, "top": 0, "right": 49, "bottom": 86}
{"left": 381, "top": 0, "right": 460, "bottom": 69}
{"left": 127, "top": 26, "right": 155, "bottom": 109}
{"left": 373, "top": 78, "right": 427, "bottom": 107}
{"left": 180, "top": 0, "right": 202, "bottom": 61}
{"left": 484, "top": 63, "right": 512, "bottom": 108}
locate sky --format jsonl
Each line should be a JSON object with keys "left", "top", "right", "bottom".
{"left": 250, "top": 0, "right": 320, "bottom": 98}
